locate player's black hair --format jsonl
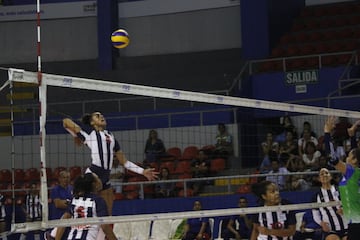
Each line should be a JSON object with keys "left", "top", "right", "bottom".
{"left": 73, "top": 173, "right": 95, "bottom": 197}
{"left": 251, "top": 180, "right": 273, "bottom": 204}
{"left": 81, "top": 113, "right": 92, "bottom": 126}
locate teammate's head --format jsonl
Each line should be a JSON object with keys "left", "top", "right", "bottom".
{"left": 73, "top": 173, "right": 102, "bottom": 197}
{"left": 82, "top": 112, "right": 107, "bottom": 130}
{"left": 252, "top": 181, "right": 280, "bottom": 206}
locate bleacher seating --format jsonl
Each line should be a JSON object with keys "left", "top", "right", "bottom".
{"left": 261, "top": 1, "right": 360, "bottom": 72}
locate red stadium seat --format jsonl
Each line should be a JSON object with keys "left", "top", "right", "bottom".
{"left": 24, "top": 168, "right": 40, "bottom": 182}
{"left": 178, "top": 189, "right": 193, "bottom": 197}
{"left": 181, "top": 146, "right": 199, "bottom": 161}
{"left": 167, "top": 147, "right": 182, "bottom": 159}
{"left": 175, "top": 173, "right": 192, "bottom": 189}
{"left": 69, "top": 166, "right": 82, "bottom": 180}
{"left": 0, "top": 169, "right": 11, "bottom": 183}
{"left": 14, "top": 169, "right": 25, "bottom": 184}
{"left": 174, "top": 160, "right": 192, "bottom": 174}
{"left": 210, "top": 158, "right": 226, "bottom": 173}
{"left": 159, "top": 161, "right": 175, "bottom": 173}
{"left": 52, "top": 166, "right": 67, "bottom": 180}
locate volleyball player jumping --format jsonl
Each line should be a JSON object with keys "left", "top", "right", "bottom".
{"left": 63, "top": 112, "right": 158, "bottom": 215}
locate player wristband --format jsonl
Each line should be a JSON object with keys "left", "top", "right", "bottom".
{"left": 124, "top": 161, "right": 144, "bottom": 175}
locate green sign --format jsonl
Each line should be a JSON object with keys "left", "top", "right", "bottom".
{"left": 285, "top": 70, "right": 319, "bottom": 85}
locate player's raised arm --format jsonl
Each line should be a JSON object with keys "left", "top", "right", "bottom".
{"left": 115, "top": 150, "right": 158, "bottom": 181}
{"left": 323, "top": 116, "right": 346, "bottom": 174}
{"left": 63, "top": 118, "right": 83, "bottom": 145}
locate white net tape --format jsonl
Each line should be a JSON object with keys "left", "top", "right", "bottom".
{"left": 8, "top": 68, "right": 360, "bottom": 118}
{"left": 12, "top": 201, "right": 339, "bottom": 233}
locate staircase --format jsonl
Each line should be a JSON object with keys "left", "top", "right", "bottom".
{"left": 0, "top": 82, "right": 37, "bottom": 136}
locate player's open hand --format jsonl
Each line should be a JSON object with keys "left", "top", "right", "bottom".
{"left": 324, "top": 116, "right": 336, "bottom": 133}
{"left": 143, "top": 168, "right": 159, "bottom": 181}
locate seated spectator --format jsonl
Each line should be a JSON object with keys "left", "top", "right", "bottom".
{"left": 288, "top": 159, "right": 312, "bottom": 191}
{"left": 110, "top": 155, "right": 125, "bottom": 194}
{"left": 293, "top": 209, "right": 322, "bottom": 240}
{"left": 298, "top": 128, "right": 319, "bottom": 156}
{"left": 300, "top": 121, "right": 317, "bottom": 138}
{"left": 265, "top": 152, "right": 289, "bottom": 191}
{"left": 213, "top": 123, "right": 233, "bottom": 159}
{"left": 276, "top": 115, "right": 298, "bottom": 143}
{"left": 260, "top": 132, "right": 279, "bottom": 173}
{"left": 25, "top": 182, "right": 43, "bottom": 240}
{"left": 144, "top": 129, "right": 166, "bottom": 164}
{"left": 155, "top": 167, "right": 175, "bottom": 198}
{"left": 302, "top": 141, "right": 321, "bottom": 169}
{"left": 190, "top": 151, "right": 210, "bottom": 195}
{"left": 182, "top": 201, "right": 211, "bottom": 240}
{"left": 279, "top": 130, "right": 298, "bottom": 156}
{"left": 221, "top": 197, "right": 252, "bottom": 240}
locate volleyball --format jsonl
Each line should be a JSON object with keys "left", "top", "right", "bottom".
{"left": 111, "top": 29, "right": 130, "bottom": 49}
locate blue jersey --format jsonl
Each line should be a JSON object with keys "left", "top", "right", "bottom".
{"left": 67, "top": 193, "right": 108, "bottom": 240}
{"left": 50, "top": 185, "right": 73, "bottom": 220}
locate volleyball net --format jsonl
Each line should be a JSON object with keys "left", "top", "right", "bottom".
{"left": 0, "top": 67, "right": 359, "bottom": 237}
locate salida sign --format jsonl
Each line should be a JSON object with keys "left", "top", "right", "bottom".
{"left": 285, "top": 70, "right": 318, "bottom": 85}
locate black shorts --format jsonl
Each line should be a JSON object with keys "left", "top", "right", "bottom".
{"left": 323, "top": 229, "right": 347, "bottom": 239}
{"left": 348, "top": 223, "right": 360, "bottom": 240}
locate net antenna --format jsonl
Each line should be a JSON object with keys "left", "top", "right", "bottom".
{"left": 36, "top": 0, "right": 50, "bottom": 229}
{"left": 6, "top": 68, "right": 360, "bottom": 232}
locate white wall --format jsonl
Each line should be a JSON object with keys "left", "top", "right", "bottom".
{"left": 0, "top": 3, "right": 240, "bottom": 63}
{"left": 118, "top": 6, "right": 241, "bottom": 56}
{"left": 0, "top": 17, "right": 98, "bottom": 64}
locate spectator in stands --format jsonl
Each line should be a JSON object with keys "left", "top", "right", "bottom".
{"left": 182, "top": 200, "right": 211, "bottom": 240}
{"left": 24, "top": 182, "right": 43, "bottom": 240}
{"left": 50, "top": 171, "right": 72, "bottom": 220}
{"left": 302, "top": 141, "right": 321, "bottom": 169}
{"left": 110, "top": 155, "right": 125, "bottom": 195}
{"left": 47, "top": 170, "right": 72, "bottom": 239}
{"left": 265, "top": 152, "right": 289, "bottom": 191}
{"left": 250, "top": 180, "right": 296, "bottom": 239}
{"left": 155, "top": 167, "right": 175, "bottom": 198}
{"left": 298, "top": 128, "right": 319, "bottom": 156}
{"left": 221, "top": 196, "right": 252, "bottom": 240}
{"left": 279, "top": 130, "right": 298, "bottom": 156}
{"left": 190, "top": 150, "right": 211, "bottom": 196}
{"left": 312, "top": 168, "right": 348, "bottom": 240}
{"left": 293, "top": 209, "right": 322, "bottom": 240}
{"left": 287, "top": 158, "right": 312, "bottom": 191}
{"left": 300, "top": 121, "right": 317, "bottom": 138}
{"left": 276, "top": 115, "right": 298, "bottom": 143}
{"left": 260, "top": 132, "right": 279, "bottom": 173}
{"left": 144, "top": 129, "right": 166, "bottom": 164}
{"left": 213, "top": 123, "right": 233, "bottom": 159}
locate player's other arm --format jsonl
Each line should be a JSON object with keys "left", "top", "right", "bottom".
{"left": 324, "top": 116, "right": 346, "bottom": 174}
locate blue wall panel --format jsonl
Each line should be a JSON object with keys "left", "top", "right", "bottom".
{"left": 252, "top": 67, "right": 344, "bottom": 102}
